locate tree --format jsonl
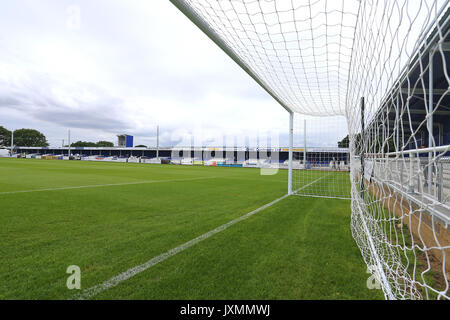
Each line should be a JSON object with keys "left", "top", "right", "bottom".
{"left": 0, "top": 126, "right": 11, "bottom": 147}
{"left": 338, "top": 135, "right": 349, "bottom": 148}
{"left": 70, "top": 141, "right": 97, "bottom": 147}
{"left": 338, "top": 134, "right": 362, "bottom": 153}
{"left": 96, "top": 141, "right": 114, "bottom": 147}
{"left": 70, "top": 141, "right": 115, "bottom": 147}
{"left": 338, "top": 133, "right": 395, "bottom": 154}
{"left": 376, "top": 136, "right": 395, "bottom": 154}
{"left": 13, "top": 129, "right": 49, "bottom": 147}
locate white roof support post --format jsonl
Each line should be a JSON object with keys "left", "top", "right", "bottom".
{"left": 408, "top": 151, "right": 415, "bottom": 193}
{"left": 428, "top": 50, "right": 434, "bottom": 195}
{"left": 395, "top": 96, "right": 400, "bottom": 152}
{"left": 288, "top": 111, "right": 294, "bottom": 195}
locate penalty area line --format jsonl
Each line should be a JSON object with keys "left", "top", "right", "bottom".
{"left": 73, "top": 175, "right": 324, "bottom": 300}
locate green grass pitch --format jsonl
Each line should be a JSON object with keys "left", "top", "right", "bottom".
{"left": 0, "top": 158, "right": 383, "bottom": 299}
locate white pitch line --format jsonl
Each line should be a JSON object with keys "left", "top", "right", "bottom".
{"left": 0, "top": 176, "right": 217, "bottom": 195}
{"left": 73, "top": 175, "right": 325, "bottom": 300}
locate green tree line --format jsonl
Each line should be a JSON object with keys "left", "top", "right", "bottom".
{"left": 0, "top": 126, "right": 114, "bottom": 148}
{"left": 69, "top": 141, "right": 114, "bottom": 147}
{"left": 0, "top": 126, "right": 49, "bottom": 147}
{"left": 338, "top": 134, "right": 395, "bottom": 154}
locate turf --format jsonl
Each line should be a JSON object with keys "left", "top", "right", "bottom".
{"left": 294, "top": 170, "right": 351, "bottom": 199}
{"left": 0, "top": 158, "right": 383, "bottom": 299}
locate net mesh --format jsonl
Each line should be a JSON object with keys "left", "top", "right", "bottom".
{"left": 292, "top": 114, "right": 351, "bottom": 199}
{"left": 171, "top": 0, "right": 450, "bottom": 299}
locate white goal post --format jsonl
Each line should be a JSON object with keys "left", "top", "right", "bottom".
{"left": 170, "top": 0, "right": 450, "bottom": 300}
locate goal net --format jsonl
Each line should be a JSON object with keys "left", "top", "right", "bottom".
{"left": 293, "top": 115, "right": 351, "bottom": 199}
{"left": 170, "top": 0, "right": 450, "bottom": 299}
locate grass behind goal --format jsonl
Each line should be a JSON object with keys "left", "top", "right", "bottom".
{"left": 0, "top": 158, "right": 381, "bottom": 299}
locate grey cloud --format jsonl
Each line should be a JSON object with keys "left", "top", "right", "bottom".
{"left": 32, "top": 108, "right": 128, "bottom": 131}
{"left": 0, "top": 96, "right": 22, "bottom": 107}
{"left": 0, "top": 74, "right": 130, "bottom": 132}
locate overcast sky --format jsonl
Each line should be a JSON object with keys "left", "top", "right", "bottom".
{"left": 0, "top": 0, "right": 348, "bottom": 148}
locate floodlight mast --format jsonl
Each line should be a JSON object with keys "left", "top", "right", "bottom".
{"left": 169, "top": 0, "right": 295, "bottom": 195}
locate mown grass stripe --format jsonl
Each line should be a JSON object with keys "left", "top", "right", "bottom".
{"left": 74, "top": 176, "right": 324, "bottom": 300}
{"left": 0, "top": 176, "right": 217, "bottom": 195}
